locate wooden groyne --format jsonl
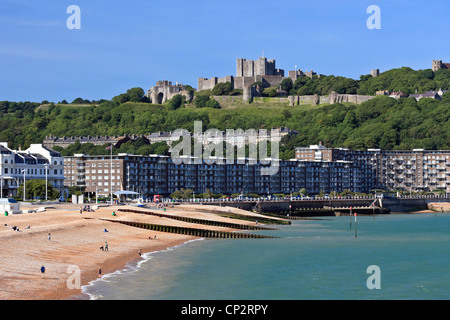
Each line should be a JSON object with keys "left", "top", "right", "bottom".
{"left": 170, "top": 205, "right": 291, "bottom": 225}
{"left": 117, "top": 208, "right": 278, "bottom": 231}
{"left": 101, "top": 218, "right": 278, "bottom": 239}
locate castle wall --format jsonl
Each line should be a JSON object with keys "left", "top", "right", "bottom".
{"left": 288, "top": 93, "right": 375, "bottom": 106}
{"left": 199, "top": 74, "right": 283, "bottom": 91}
{"left": 198, "top": 77, "right": 218, "bottom": 91}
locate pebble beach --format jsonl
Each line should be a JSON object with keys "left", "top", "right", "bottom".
{"left": 0, "top": 202, "right": 274, "bottom": 300}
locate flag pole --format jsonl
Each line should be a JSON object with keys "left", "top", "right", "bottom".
{"left": 354, "top": 212, "right": 357, "bottom": 238}
{"left": 350, "top": 206, "right": 352, "bottom": 230}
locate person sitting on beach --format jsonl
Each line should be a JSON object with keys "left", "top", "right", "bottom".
{"left": 40, "top": 265, "right": 45, "bottom": 278}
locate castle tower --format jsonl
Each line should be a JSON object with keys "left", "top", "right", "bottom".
{"left": 370, "top": 69, "right": 380, "bottom": 77}
{"left": 243, "top": 86, "right": 252, "bottom": 103}
{"left": 432, "top": 60, "right": 443, "bottom": 72}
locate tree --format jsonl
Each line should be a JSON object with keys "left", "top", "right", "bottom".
{"left": 112, "top": 93, "right": 130, "bottom": 105}
{"left": 195, "top": 95, "right": 209, "bottom": 108}
{"left": 18, "top": 179, "right": 60, "bottom": 200}
{"left": 126, "top": 87, "right": 145, "bottom": 102}
{"left": 170, "top": 188, "right": 193, "bottom": 199}
{"left": 280, "top": 78, "right": 293, "bottom": 93}
{"left": 168, "top": 94, "right": 185, "bottom": 110}
{"left": 71, "top": 97, "right": 90, "bottom": 104}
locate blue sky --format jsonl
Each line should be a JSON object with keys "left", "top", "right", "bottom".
{"left": 1, "top": 0, "right": 450, "bottom": 102}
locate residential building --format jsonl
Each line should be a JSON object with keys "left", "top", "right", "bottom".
{"left": 295, "top": 145, "right": 450, "bottom": 193}
{"left": 0, "top": 143, "right": 65, "bottom": 197}
{"left": 64, "top": 152, "right": 367, "bottom": 197}
{"left": 409, "top": 89, "right": 448, "bottom": 101}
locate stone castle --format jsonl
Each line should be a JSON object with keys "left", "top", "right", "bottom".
{"left": 146, "top": 80, "right": 193, "bottom": 104}
{"left": 145, "top": 58, "right": 449, "bottom": 104}
{"left": 197, "top": 56, "right": 317, "bottom": 93}
{"left": 432, "top": 59, "right": 450, "bottom": 72}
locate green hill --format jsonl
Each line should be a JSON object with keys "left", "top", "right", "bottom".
{"left": 1, "top": 67, "right": 450, "bottom": 157}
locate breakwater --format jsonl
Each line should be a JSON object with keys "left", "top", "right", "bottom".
{"left": 101, "top": 218, "right": 278, "bottom": 239}
{"left": 117, "top": 208, "right": 278, "bottom": 230}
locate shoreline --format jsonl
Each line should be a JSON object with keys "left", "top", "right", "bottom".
{"left": 0, "top": 203, "right": 443, "bottom": 300}
{"left": 0, "top": 203, "right": 272, "bottom": 300}
{"left": 79, "top": 237, "right": 205, "bottom": 300}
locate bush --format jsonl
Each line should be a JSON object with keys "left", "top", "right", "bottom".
{"left": 211, "top": 82, "right": 233, "bottom": 96}
{"left": 195, "top": 95, "right": 220, "bottom": 109}
{"left": 168, "top": 94, "right": 185, "bottom": 110}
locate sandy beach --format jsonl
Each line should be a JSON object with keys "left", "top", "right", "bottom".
{"left": 427, "top": 201, "right": 450, "bottom": 212}
{"left": 0, "top": 202, "right": 278, "bottom": 300}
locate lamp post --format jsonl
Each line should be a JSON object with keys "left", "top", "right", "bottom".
{"left": 22, "top": 169, "right": 26, "bottom": 201}
{"left": 44, "top": 163, "right": 48, "bottom": 201}
{"left": 110, "top": 144, "right": 113, "bottom": 205}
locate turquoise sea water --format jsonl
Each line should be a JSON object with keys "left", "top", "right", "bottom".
{"left": 82, "top": 213, "right": 450, "bottom": 300}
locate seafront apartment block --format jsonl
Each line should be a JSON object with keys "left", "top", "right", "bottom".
{"left": 64, "top": 153, "right": 366, "bottom": 197}
{"left": 295, "top": 144, "right": 450, "bottom": 193}
{"left": 64, "top": 146, "right": 450, "bottom": 198}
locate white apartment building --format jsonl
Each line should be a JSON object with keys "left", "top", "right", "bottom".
{"left": 0, "top": 143, "right": 65, "bottom": 198}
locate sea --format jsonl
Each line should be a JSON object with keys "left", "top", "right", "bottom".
{"left": 81, "top": 212, "right": 449, "bottom": 300}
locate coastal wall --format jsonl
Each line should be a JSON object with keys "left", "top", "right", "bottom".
{"left": 204, "top": 197, "right": 450, "bottom": 214}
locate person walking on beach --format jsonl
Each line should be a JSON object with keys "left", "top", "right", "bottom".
{"left": 104, "top": 241, "right": 108, "bottom": 251}
{"left": 48, "top": 233, "right": 51, "bottom": 241}
{"left": 98, "top": 267, "right": 102, "bottom": 277}
{"left": 40, "top": 265, "right": 45, "bottom": 278}
{"left": 138, "top": 249, "right": 142, "bottom": 256}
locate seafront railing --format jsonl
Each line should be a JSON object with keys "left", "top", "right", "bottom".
{"left": 154, "top": 194, "right": 450, "bottom": 204}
